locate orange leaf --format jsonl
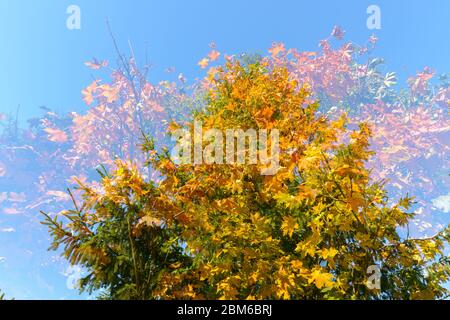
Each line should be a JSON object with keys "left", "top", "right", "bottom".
{"left": 269, "top": 42, "right": 286, "bottom": 57}
{"left": 98, "top": 84, "right": 119, "bottom": 103}
{"left": 82, "top": 80, "right": 99, "bottom": 105}
{"left": 198, "top": 58, "right": 209, "bottom": 69}
{"left": 208, "top": 50, "right": 221, "bottom": 61}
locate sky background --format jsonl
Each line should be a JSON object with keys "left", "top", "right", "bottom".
{"left": 0, "top": 0, "right": 449, "bottom": 299}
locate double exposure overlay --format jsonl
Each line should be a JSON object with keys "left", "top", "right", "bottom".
{"left": 0, "top": 1, "right": 449, "bottom": 300}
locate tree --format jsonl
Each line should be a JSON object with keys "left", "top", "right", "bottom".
{"left": 41, "top": 166, "right": 187, "bottom": 300}
{"left": 267, "top": 35, "right": 450, "bottom": 235}
{"left": 4, "top": 28, "right": 447, "bottom": 238}
{"left": 43, "top": 58, "right": 450, "bottom": 300}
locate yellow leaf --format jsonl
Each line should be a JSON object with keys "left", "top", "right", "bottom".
{"left": 198, "top": 58, "right": 209, "bottom": 69}
{"left": 290, "top": 260, "right": 303, "bottom": 270}
{"left": 169, "top": 262, "right": 182, "bottom": 269}
{"left": 281, "top": 216, "right": 298, "bottom": 237}
{"left": 347, "top": 195, "right": 364, "bottom": 212}
{"left": 321, "top": 248, "right": 339, "bottom": 260}
{"left": 308, "top": 269, "right": 334, "bottom": 289}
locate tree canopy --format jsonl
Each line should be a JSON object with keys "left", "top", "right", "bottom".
{"left": 43, "top": 58, "right": 450, "bottom": 300}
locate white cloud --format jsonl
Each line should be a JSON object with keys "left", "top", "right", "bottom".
{"left": 63, "top": 265, "right": 82, "bottom": 290}
{"left": 0, "top": 227, "right": 15, "bottom": 233}
{"left": 432, "top": 194, "right": 450, "bottom": 213}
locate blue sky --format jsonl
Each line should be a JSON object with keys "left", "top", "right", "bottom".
{"left": 0, "top": 0, "right": 449, "bottom": 299}
{"left": 1, "top": 0, "right": 449, "bottom": 121}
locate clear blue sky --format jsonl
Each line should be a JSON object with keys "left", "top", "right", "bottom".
{"left": 0, "top": 0, "right": 449, "bottom": 299}
{"left": 1, "top": 0, "right": 449, "bottom": 121}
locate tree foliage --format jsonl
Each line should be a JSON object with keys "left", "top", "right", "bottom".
{"left": 43, "top": 59, "right": 450, "bottom": 300}
{"left": 2, "top": 29, "right": 447, "bottom": 237}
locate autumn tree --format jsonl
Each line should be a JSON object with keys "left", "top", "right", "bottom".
{"left": 43, "top": 59, "right": 450, "bottom": 300}
{"left": 267, "top": 35, "right": 450, "bottom": 235}
{"left": 42, "top": 165, "right": 188, "bottom": 300}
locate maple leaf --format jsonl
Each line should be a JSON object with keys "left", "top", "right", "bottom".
{"left": 269, "top": 42, "right": 286, "bottom": 57}
{"left": 308, "top": 269, "right": 334, "bottom": 289}
{"left": 82, "top": 80, "right": 99, "bottom": 105}
{"left": 321, "top": 248, "right": 339, "bottom": 260}
{"left": 208, "top": 50, "right": 221, "bottom": 61}
{"left": 198, "top": 58, "right": 210, "bottom": 69}
{"left": 275, "top": 192, "right": 302, "bottom": 209}
{"left": 290, "top": 260, "right": 303, "bottom": 270}
{"left": 281, "top": 216, "right": 299, "bottom": 237}
{"left": 98, "top": 84, "right": 120, "bottom": 103}
{"left": 347, "top": 195, "right": 365, "bottom": 212}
